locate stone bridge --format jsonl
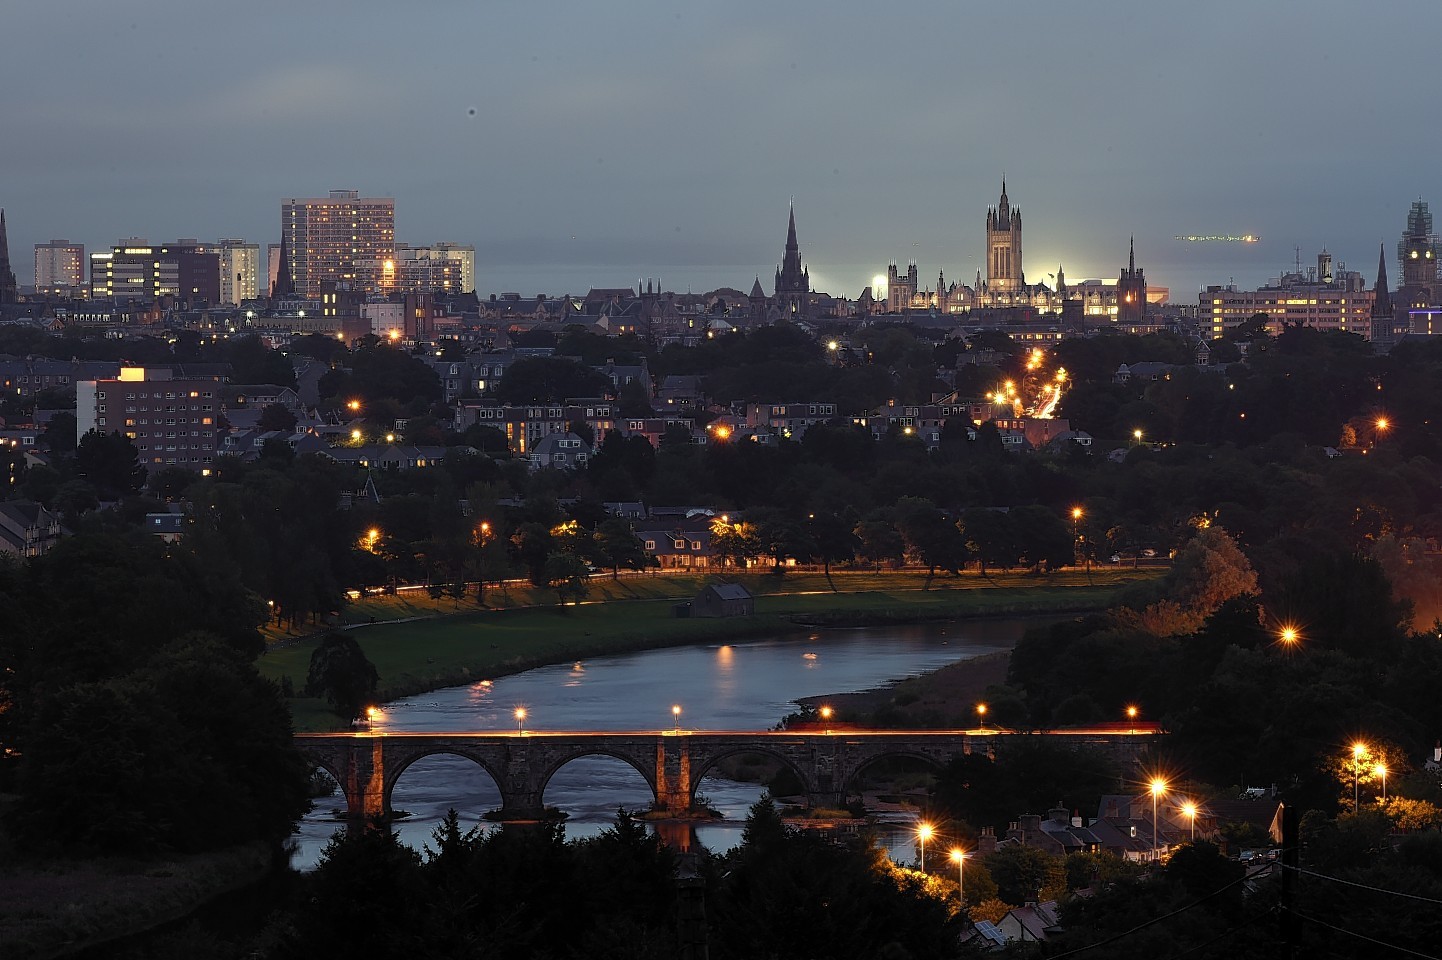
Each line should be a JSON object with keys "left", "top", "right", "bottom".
{"left": 296, "top": 726, "right": 1158, "bottom": 823}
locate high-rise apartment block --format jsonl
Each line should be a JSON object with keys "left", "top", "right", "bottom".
{"left": 89, "top": 240, "right": 221, "bottom": 303}
{"left": 212, "top": 239, "right": 261, "bottom": 304}
{"left": 34, "top": 240, "right": 86, "bottom": 295}
{"left": 280, "top": 189, "right": 395, "bottom": 297}
{"left": 76, "top": 367, "right": 223, "bottom": 469}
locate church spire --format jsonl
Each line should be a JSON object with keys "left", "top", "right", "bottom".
{"left": 0, "top": 209, "right": 17, "bottom": 304}
{"left": 272, "top": 232, "right": 295, "bottom": 298}
{"left": 786, "top": 200, "right": 798, "bottom": 253}
{"left": 1373, "top": 242, "right": 1393, "bottom": 318}
{"left": 1129, "top": 235, "right": 1136, "bottom": 273}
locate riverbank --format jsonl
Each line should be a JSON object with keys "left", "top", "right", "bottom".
{"left": 263, "top": 569, "right": 1156, "bottom": 731}
{"left": 0, "top": 843, "right": 273, "bottom": 960}
{"left": 798, "top": 648, "right": 1015, "bottom": 728}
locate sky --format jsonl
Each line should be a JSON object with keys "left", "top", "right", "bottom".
{"left": 6, "top": 1, "right": 1440, "bottom": 301}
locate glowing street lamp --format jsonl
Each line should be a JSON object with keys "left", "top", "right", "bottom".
{"left": 1352, "top": 742, "right": 1367, "bottom": 810}
{"left": 672, "top": 704, "right": 682, "bottom": 734}
{"left": 365, "top": 705, "right": 382, "bottom": 727}
{"left": 515, "top": 706, "right": 527, "bottom": 736}
{"left": 1127, "top": 705, "right": 1138, "bottom": 734}
{"left": 819, "top": 705, "right": 834, "bottom": 734}
{"left": 1181, "top": 801, "right": 1198, "bottom": 841}
{"left": 1374, "top": 763, "right": 1388, "bottom": 803}
{"left": 347, "top": 399, "right": 362, "bottom": 412}
{"left": 1132, "top": 428, "right": 1144, "bottom": 446}
{"left": 1279, "top": 625, "right": 1300, "bottom": 648}
{"left": 950, "top": 848, "right": 966, "bottom": 903}
{"left": 917, "top": 822, "right": 934, "bottom": 873}
{"left": 976, "top": 703, "right": 988, "bottom": 729}
{"left": 1150, "top": 778, "right": 1167, "bottom": 861}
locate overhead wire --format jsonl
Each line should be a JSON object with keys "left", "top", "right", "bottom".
{"left": 1042, "top": 862, "right": 1274, "bottom": 959}
{"left": 1291, "top": 909, "right": 1442, "bottom": 960}
{"left": 1283, "top": 863, "right": 1442, "bottom": 906}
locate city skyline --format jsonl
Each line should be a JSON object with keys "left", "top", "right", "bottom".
{"left": 5, "top": 0, "right": 1440, "bottom": 298}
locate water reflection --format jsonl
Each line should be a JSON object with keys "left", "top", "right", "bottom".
{"left": 292, "top": 618, "right": 1043, "bottom": 868}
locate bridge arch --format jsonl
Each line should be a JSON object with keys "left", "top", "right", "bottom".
{"left": 688, "top": 746, "right": 812, "bottom": 806}
{"left": 840, "top": 749, "right": 948, "bottom": 799}
{"left": 534, "top": 746, "right": 660, "bottom": 809}
{"left": 383, "top": 747, "right": 507, "bottom": 818}
{"left": 299, "top": 752, "right": 354, "bottom": 815}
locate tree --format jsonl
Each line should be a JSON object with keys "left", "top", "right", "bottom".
{"left": 543, "top": 551, "right": 590, "bottom": 604}
{"left": 75, "top": 429, "right": 147, "bottom": 498}
{"left": 494, "top": 356, "right": 611, "bottom": 404}
{"left": 305, "top": 631, "right": 380, "bottom": 721}
{"left": 257, "top": 402, "right": 299, "bottom": 432}
{"left": 592, "top": 517, "right": 650, "bottom": 579}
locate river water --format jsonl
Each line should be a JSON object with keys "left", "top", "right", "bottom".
{"left": 292, "top": 617, "right": 1044, "bottom": 868}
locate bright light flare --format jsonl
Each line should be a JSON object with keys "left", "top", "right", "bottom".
{"left": 1150, "top": 777, "right": 1167, "bottom": 796}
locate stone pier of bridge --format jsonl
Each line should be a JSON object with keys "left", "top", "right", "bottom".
{"left": 296, "top": 727, "right": 1158, "bottom": 826}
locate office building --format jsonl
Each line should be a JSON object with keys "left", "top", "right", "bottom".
{"left": 89, "top": 240, "right": 221, "bottom": 304}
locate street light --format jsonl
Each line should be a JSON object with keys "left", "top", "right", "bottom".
{"left": 672, "top": 704, "right": 682, "bottom": 734}
{"left": 1133, "top": 428, "right": 1144, "bottom": 446}
{"left": 976, "top": 703, "right": 987, "bottom": 729}
{"left": 1279, "top": 625, "right": 1300, "bottom": 648}
{"left": 1374, "top": 763, "right": 1388, "bottom": 803}
{"left": 515, "top": 706, "right": 527, "bottom": 736}
{"left": 1181, "top": 801, "right": 1197, "bottom": 841}
{"left": 1071, "top": 507, "right": 1084, "bottom": 567}
{"left": 917, "top": 822, "right": 934, "bottom": 873}
{"left": 820, "top": 705, "right": 833, "bottom": 734}
{"left": 1150, "top": 778, "right": 1167, "bottom": 862}
{"left": 1352, "top": 742, "right": 1367, "bottom": 810}
{"left": 1127, "top": 705, "right": 1138, "bottom": 734}
{"left": 950, "top": 848, "right": 966, "bottom": 904}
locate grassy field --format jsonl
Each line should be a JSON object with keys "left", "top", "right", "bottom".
{"left": 263, "top": 568, "right": 1157, "bottom": 731}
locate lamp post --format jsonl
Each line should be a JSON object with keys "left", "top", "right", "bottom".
{"left": 1375, "top": 763, "right": 1388, "bottom": 803}
{"left": 976, "top": 703, "right": 987, "bottom": 730}
{"left": 514, "top": 706, "right": 526, "bottom": 736}
{"left": 1352, "top": 742, "right": 1367, "bottom": 810}
{"left": 916, "top": 822, "right": 934, "bottom": 873}
{"left": 672, "top": 704, "right": 682, "bottom": 734}
{"left": 1071, "top": 506, "right": 1083, "bottom": 567}
{"left": 1150, "top": 778, "right": 1167, "bottom": 862}
{"left": 951, "top": 848, "right": 966, "bottom": 904}
{"left": 1181, "top": 801, "right": 1197, "bottom": 841}
{"left": 820, "top": 705, "right": 833, "bottom": 734}
{"left": 1127, "top": 705, "right": 1138, "bottom": 734}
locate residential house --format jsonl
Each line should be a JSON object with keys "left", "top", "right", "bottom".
{"left": 689, "top": 582, "right": 754, "bottom": 618}
{"left": 0, "top": 500, "right": 62, "bottom": 557}
{"left": 526, "top": 433, "right": 592, "bottom": 471}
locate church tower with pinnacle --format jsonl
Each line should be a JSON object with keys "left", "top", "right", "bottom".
{"left": 1117, "top": 236, "right": 1147, "bottom": 324}
{"left": 0, "top": 209, "right": 18, "bottom": 304}
{"left": 774, "top": 202, "right": 810, "bottom": 318}
{"left": 985, "top": 180, "right": 1023, "bottom": 294}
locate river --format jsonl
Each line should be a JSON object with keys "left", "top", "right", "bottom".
{"left": 292, "top": 617, "right": 1045, "bottom": 868}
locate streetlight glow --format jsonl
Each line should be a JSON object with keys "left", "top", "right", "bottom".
{"left": 1352, "top": 742, "right": 1368, "bottom": 810}
{"left": 950, "top": 848, "right": 966, "bottom": 903}
{"left": 1375, "top": 763, "right": 1388, "bottom": 802}
{"left": 672, "top": 704, "right": 682, "bottom": 734}
{"left": 514, "top": 706, "right": 527, "bottom": 735}
{"left": 1150, "top": 778, "right": 1167, "bottom": 862}
{"left": 1181, "top": 801, "right": 1197, "bottom": 841}
{"left": 917, "top": 822, "right": 934, "bottom": 873}
{"left": 820, "top": 705, "right": 833, "bottom": 734}
{"left": 976, "top": 702, "right": 987, "bottom": 728}
{"left": 1279, "top": 625, "right": 1299, "bottom": 646}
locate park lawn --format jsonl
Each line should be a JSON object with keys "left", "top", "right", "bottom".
{"left": 266, "top": 568, "right": 1157, "bottom": 732}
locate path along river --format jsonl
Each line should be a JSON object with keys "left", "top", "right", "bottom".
{"left": 292, "top": 617, "right": 1048, "bottom": 868}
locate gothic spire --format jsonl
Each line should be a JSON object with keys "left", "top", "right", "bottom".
{"left": 786, "top": 201, "right": 798, "bottom": 252}
{"left": 272, "top": 233, "right": 295, "bottom": 298}
{"left": 1129, "top": 235, "right": 1136, "bottom": 273}
{"left": 0, "top": 209, "right": 16, "bottom": 304}
{"left": 1373, "top": 242, "right": 1393, "bottom": 318}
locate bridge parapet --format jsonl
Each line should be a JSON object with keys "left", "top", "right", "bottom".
{"left": 295, "top": 727, "right": 1159, "bottom": 826}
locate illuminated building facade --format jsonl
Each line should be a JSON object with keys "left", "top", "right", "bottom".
{"left": 89, "top": 240, "right": 220, "bottom": 304}
{"left": 1395, "top": 201, "right": 1440, "bottom": 325}
{"left": 34, "top": 240, "right": 85, "bottom": 296}
{"left": 280, "top": 190, "right": 395, "bottom": 297}
{"left": 1199, "top": 255, "right": 1374, "bottom": 339}
{"left": 212, "top": 239, "right": 261, "bottom": 304}
{"left": 354, "top": 242, "right": 475, "bottom": 295}
{"left": 1117, "top": 238, "right": 1146, "bottom": 324}
{"left": 986, "top": 181, "right": 1023, "bottom": 295}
